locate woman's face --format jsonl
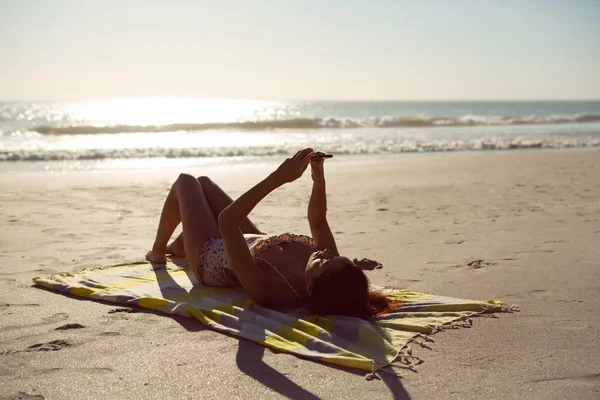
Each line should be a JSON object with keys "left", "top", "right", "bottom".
{"left": 305, "top": 249, "right": 355, "bottom": 288}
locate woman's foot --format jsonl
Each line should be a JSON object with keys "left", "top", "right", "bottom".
{"left": 166, "top": 236, "right": 186, "bottom": 258}
{"left": 146, "top": 250, "right": 167, "bottom": 265}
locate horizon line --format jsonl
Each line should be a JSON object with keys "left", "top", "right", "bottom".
{"left": 1, "top": 97, "right": 600, "bottom": 102}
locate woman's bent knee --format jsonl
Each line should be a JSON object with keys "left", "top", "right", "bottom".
{"left": 197, "top": 176, "right": 211, "bottom": 185}
{"left": 172, "top": 174, "right": 202, "bottom": 195}
{"left": 175, "top": 173, "right": 198, "bottom": 187}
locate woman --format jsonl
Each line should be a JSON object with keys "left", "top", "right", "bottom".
{"left": 146, "top": 148, "right": 399, "bottom": 319}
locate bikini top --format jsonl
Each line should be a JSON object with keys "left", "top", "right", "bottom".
{"left": 244, "top": 233, "right": 316, "bottom": 300}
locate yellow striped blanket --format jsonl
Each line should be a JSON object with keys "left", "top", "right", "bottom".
{"left": 33, "top": 261, "right": 513, "bottom": 377}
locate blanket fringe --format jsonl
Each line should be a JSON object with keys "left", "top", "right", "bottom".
{"left": 414, "top": 333, "right": 435, "bottom": 342}
{"left": 430, "top": 317, "right": 474, "bottom": 333}
{"left": 366, "top": 345, "right": 424, "bottom": 381}
{"left": 366, "top": 332, "right": 437, "bottom": 380}
{"left": 364, "top": 304, "right": 521, "bottom": 381}
{"left": 410, "top": 339, "right": 432, "bottom": 350}
{"left": 49, "top": 272, "right": 75, "bottom": 279}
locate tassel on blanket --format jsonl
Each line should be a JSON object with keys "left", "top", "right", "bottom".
{"left": 413, "top": 333, "right": 435, "bottom": 343}
{"left": 411, "top": 339, "right": 433, "bottom": 350}
{"left": 50, "top": 272, "right": 74, "bottom": 279}
{"left": 432, "top": 317, "right": 474, "bottom": 332}
{"left": 501, "top": 303, "right": 520, "bottom": 312}
{"left": 366, "top": 346, "right": 423, "bottom": 381}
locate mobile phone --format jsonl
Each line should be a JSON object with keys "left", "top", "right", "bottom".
{"left": 312, "top": 154, "right": 333, "bottom": 159}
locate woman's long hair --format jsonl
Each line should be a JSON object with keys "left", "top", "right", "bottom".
{"left": 306, "top": 259, "right": 401, "bottom": 319}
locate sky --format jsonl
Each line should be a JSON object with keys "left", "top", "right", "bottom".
{"left": 0, "top": 0, "right": 599, "bottom": 101}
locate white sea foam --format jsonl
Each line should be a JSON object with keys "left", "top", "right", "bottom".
{"left": 1, "top": 137, "right": 598, "bottom": 162}
{"left": 2, "top": 100, "right": 600, "bottom": 166}
{"left": 20, "top": 113, "right": 600, "bottom": 135}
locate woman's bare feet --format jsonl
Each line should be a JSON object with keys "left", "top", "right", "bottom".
{"left": 165, "top": 235, "right": 186, "bottom": 258}
{"left": 145, "top": 250, "right": 167, "bottom": 265}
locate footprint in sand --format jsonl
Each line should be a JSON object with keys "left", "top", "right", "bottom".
{"left": 42, "top": 312, "right": 69, "bottom": 324}
{"left": 514, "top": 249, "right": 555, "bottom": 254}
{"left": 466, "top": 259, "right": 496, "bottom": 269}
{"left": 3, "top": 392, "right": 47, "bottom": 400}
{"left": 108, "top": 307, "right": 135, "bottom": 314}
{"left": 401, "top": 278, "right": 422, "bottom": 284}
{"left": 0, "top": 302, "right": 40, "bottom": 310}
{"left": 54, "top": 323, "right": 85, "bottom": 331}
{"left": 26, "top": 339, "right": 74, "bottom": 352}
{"left": 100, "top": 331, "right": 121, "bottom": 336}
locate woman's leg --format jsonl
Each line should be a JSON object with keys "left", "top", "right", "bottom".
{"left": 166, "top": 176, "right": 262, "bottom": 257}
{"left": 147, "top": 174, "right": 220, "bottom": 282}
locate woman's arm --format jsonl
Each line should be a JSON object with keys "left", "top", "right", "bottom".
{"left": 308, "top": 155, "right": 339, "bottom": 256}
{"left": 219, "top": 149, "right": 314, "bottom": 303}
{"left": 219, "top": 173, "right": 281, "bottom": 230}
{"left": 218, "top": 174, "right": 281, "bottom": 304}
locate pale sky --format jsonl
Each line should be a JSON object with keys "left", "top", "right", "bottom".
{"left": 1, "top": 0, "right": 599, "bottom": 101}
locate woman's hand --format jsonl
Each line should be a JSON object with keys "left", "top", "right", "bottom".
{"left": 272, "top": 148, "right": 314, "bottom": 185}
{"left": 310, "top": 151, "right": 328, "bottom": 184}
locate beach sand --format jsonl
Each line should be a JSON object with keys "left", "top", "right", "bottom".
{"left": 1, "top": 150, "right": 599, "bottom": 399}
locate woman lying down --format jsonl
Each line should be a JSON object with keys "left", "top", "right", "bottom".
{"left": 146, "top": 148, "right": 399, "bottom": 319}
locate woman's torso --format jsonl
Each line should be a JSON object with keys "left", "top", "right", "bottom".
{"left": 244, "top": 233, "right": 316, "bottom": 305}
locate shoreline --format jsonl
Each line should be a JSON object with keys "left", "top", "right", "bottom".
{"left": 1, "top": 145, "right": 598, "bottom": 174}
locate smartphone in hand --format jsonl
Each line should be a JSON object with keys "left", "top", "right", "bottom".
{"left": 311, "top": 154, "right": 333, "bottom": 160}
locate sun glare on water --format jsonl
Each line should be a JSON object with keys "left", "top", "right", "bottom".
{"left": 64, "top": 98, "right": 280, "bottom": 126}
{"left": 36, "top": 98, "right": 301, "bottom": 166}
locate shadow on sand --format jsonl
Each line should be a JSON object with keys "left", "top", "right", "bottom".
{"left": 235, "top": 339, "right": 412, "bottom": 399}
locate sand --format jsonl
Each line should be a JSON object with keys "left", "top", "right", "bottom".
{"left": 1, "top": 150, "right": 599, "bottom": 399}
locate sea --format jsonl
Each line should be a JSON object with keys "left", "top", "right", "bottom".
{"left": 1, "top": 99, "right": 599, "bottom": 172}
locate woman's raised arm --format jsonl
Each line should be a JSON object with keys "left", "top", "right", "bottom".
{"left": 307, "top": 154, "right": 339, "bottom": 255}
{"left": 218, "top": 148, "right": 313, "bottom": 303}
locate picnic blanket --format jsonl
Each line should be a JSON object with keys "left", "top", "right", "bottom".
{"left": 33, "top": 261, "right": 514, "bottom": 377}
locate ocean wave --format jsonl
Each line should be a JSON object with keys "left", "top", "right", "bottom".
{"left": 28, "top": 113, "right": 600, "bottom": 135}
{"left": 2, "top": 138, "right": 598, "bottom": 162}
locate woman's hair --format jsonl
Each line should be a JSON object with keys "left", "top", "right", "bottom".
{"left": 306, "top": 259, "right": 401, "bottom": 319}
